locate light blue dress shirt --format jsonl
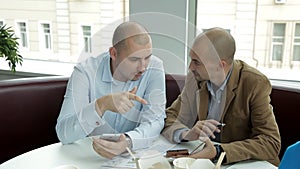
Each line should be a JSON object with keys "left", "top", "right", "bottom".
{"left": 206, "top": 65, "right": 233, "bottom": 122}
{"left": 56, "top": 51, "right": 166, "bottom": 150}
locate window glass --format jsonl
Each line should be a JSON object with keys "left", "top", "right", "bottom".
{"left": 42, "top": 23, "right": 51, "bottom": 50}
{"left": 293, "top": 23, "right": 300, "bottom": 61}
{"left": 293, "top": 46, "right": 300, "bottom": 61}
{"left": 18, "top": 22, "right": 28, "bottom": 48}
{"left": 295, "top": 23, "right": 300, "bottom": 36}
{"left": 82, "top": 25, "right": 92, "bottom": 53}
{"left": 272, "top": 45, "right": 283, "bottom": 61}
{"left": 273, "top": 23, "right": 286, "bottom": 36}
{"left": 271, "top": 23, "right": 285, "bottom": 61}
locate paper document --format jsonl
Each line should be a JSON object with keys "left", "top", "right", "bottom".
{"left": 99, "top": 137, "right": 176, "bottom": 169}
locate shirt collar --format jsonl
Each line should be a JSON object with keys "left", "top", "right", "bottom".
{"left": 207, "top": 64, "right": 233, "bottom": 94}
{"left": 102, "top": 52, "right": 114, "bottom": 82}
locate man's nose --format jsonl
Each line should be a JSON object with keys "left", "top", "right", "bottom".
{"left": 189, "top": 62, "right": 195, "bottom": 71}
{"left": 138, "top": 59, "right": 146, "bottom": 71}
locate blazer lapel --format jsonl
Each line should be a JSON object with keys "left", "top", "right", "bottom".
{"left": 221, "top": 88, "right": 235, "bottom": 120}
{"left": 221, "top": 61, "right": 241, "bottom": 120}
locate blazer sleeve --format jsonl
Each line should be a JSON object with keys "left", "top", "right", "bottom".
{"left": 221, "top": 77, "right": 281, "bottom": 166}
{"left": 162, "top": 72, "right": 199, "bottom": 143}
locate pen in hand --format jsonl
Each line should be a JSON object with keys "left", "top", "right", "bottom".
{"left": 190, "top": 141, "right": 206, "bottom": 154}
{"left": 217, "top": 123, "right": 226, "bottom": 128}
{"left": 190, "top": 123, "right": 225, "bottom": 155}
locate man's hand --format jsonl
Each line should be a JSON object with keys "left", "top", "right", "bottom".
{"left": 96, "top": 87, "right": 148, "bottom": 116}
{"left": 181, "top": 119, "right": 221, "bottom": 141}
{"left": 188, "top": 137, "right": 217, "bottom": 160}
{"left": 92, "top": 134, "right": 128, "bottom": 159}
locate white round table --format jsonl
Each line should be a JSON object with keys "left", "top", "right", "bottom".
{"left": 0, "top": 138, "right": 104, "bottom": 169}
{"left": 0, "top": 136, "right": 278, "bottom": 169}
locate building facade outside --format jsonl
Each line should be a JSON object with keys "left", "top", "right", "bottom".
{"left": 196, "top": 0, "right": 300, "bottom": 80}
{"left": 0, "top": 0, "right": 299, "bottom": 80}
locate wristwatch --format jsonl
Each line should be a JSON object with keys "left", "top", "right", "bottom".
{"left": 213, "top": 144, "right": 224, "bottom": 163}
{"left": 125, "top": 135, "right": 132, "bottom": 149}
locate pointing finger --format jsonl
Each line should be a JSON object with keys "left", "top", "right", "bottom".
{"left": 128, "top": 93, "right": 148, "bottom": 104}
{"left": 129, "top": 87, "right": 137, "bottom": 94}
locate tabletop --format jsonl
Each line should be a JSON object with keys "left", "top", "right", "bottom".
{"left": 0, "top": 136, "right": 278, "bottom": 169}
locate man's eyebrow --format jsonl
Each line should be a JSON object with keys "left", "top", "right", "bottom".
{"left": 145, "top": 53, "right": 152, "bottom": 58}
{"left": 128, "top": 53, "right": 152, "bottom": 59}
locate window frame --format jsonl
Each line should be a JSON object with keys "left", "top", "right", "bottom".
{"left": 77, "top": 25, "right": 92, "bottom": 54}
{"left": 39, "top": 21, "right": 53, "bottom": 52}
{"left": 268, "top": 22, "right": 300, "bottom": 69}
{"left": 82, "top": 25, "right": 92, "bottom": 54}
{"left": 14, "top": 20, "right": 30, "bottom": 51}
{"left": 292, "top": 23, "right": 300, "bottom": 63}
{"left": 270, "top": 23, "right": 286, "bottom": 63}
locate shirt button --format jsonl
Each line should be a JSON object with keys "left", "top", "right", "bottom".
{"left": 96, "top": 121, "right": 100, "bottom": 125}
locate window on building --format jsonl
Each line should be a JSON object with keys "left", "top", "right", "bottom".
{"left": 293, "top": 23, "right": 300, "bottom": 61}
{"left": 271, "top": 23, "right": 286, "bottom": 61}
{"left": 17, "top": 22, "right": 28, "bottom": 48}
{"left": 41, "top": 23, "right": 52, "bottom": 50}
{"left": 0, "top": 20, "right": 4, "bottom": 27}
{"left": 82, "top": 25, "right": 92, "bottom": 53}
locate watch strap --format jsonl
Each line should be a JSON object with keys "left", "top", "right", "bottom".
{"left": 213, "top": 144, "right": 224, "bottom": 163}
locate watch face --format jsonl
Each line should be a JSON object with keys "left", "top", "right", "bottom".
{"left": 125, "top": 137, "right": 132, "bottom": 149}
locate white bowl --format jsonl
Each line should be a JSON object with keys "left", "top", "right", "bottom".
{"left": 173, "top": 157, "right": 196, "bottom": 169}
{"left": 189, "top": 159, "right": 215, "bottom": 169}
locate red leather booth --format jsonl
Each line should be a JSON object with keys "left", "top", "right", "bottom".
{"left": 0, "top": 74, "right": 299, "bottom": 164}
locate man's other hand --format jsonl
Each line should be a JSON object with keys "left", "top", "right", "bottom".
{"left": 92, "top": 134, "right": 128, "bottom": 159}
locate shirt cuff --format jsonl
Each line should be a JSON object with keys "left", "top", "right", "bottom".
{"left": 174, "top": 128, "right": 189, "bottom": 143}
{"left": 78, "top": 101, "right": 104, "bottom": 134}
{"left": 125, "top": 131, "right": 158, "bottom": 150}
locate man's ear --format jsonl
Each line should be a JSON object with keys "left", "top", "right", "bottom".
{"left": 109, "top": 47, "right": 117, "bottom": 60}
{"left": 219, "top": 60, "right": 227, "bottom": 68}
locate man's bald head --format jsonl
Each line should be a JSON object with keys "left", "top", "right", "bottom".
{"left": 112, "top": 21, "right": 151, "bottom": 53}
{"left": 192, "top": 27, "right": 236, "bottom": 64}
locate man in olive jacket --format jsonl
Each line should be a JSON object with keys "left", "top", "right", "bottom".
{"left": 162, "top": 27, "right": 281, "bottom": 166}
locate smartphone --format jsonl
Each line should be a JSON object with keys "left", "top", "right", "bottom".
{"left": 99, "top": 134, "right": 121, "bottom": 142}
{"left": 165, "top": 149, "right": 189, "bottom": 157}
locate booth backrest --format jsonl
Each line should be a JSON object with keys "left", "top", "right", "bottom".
{"left": 0, "top": 74, "right": 299, "bottom": 163}
{"left": 270, "top": 86, "right": 300, "bottom": 158}
{"left": 0, "top": 76, "right": 68, "bottom": 163}
{"left": 0, "top": 74, "right": 185, "bottom": 163}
